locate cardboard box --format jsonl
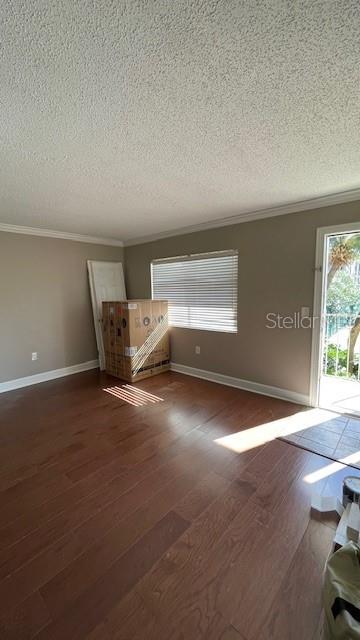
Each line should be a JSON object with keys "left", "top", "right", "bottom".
{"left": 102, "top": 300, "right": 170, "bottom": 382}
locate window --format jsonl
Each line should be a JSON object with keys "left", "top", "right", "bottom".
{"left": 151, "top": 250, "right": 238, "bottom": 333}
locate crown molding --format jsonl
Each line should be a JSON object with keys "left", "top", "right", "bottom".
{"left": 124, "top": 186, "right": 360, "bottom": 246}
{"left": 2, "top": 185, "right": 360, "bottom": 248}
{"left": 0, "top": 223, "right": 124, "bottom": 247}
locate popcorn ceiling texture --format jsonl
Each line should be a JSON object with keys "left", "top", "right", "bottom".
{"left": 1, "top": 0, "right": 360, "bottom": 241}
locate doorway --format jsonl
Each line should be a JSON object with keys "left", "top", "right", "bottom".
{"left": 278, "top": 223, "right": 360, "bottom": 466}
{"left": 311, "top": 223, "right": 360, "bottom": 416}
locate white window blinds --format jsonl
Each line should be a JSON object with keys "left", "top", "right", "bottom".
{"left": 151, "top": 250, "right": 238, "bottom": 333}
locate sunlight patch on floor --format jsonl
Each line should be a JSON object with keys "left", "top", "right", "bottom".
{"left": 103, "top": 384, "right": 164, "bottom": 407}
{"left": 214, "top": 408, "right": 342, "bottom": 454}
{"left": 303, "top": 450, "right": 360, "bottom": 484}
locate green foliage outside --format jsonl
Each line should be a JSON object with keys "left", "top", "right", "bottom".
{"left": 325, "top": 255, "right": 360, "bottom": 378}
{"left": 324, "top": 343, "right": 350, "bottom": 377}
{"left": 326, "top": 271, "right": 360, "bottom": 316}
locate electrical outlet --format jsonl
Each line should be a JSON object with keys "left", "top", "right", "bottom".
{"left": 32, "top": 352, "right": 38, "bottom": 361}
{"left": 195, "top": 346, "right": 200, "bottom": 355}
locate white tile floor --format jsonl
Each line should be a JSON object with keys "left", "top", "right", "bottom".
{"left": 282, "top": 407, "right": 360, "bottom": 469}
{"left": 320, "top": 375, "right": 360, "bottom": 415}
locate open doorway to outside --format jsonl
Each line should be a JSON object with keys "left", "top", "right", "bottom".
{"left": 278, "top": 223, "right": 360, "bottom": 466}
{"left": 311, "top": 222, "right": 360, "bottom": 417}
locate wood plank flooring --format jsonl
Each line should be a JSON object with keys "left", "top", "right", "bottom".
{"left": 0, "top": 369, "right": 355, "bottom": 639}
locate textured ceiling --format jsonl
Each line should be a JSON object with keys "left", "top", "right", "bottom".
{"left": 1, "top": 0, "right": 360, "bottom": 242}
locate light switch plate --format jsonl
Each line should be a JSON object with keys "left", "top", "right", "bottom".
{"left": 300, "top": 307, "right": 310, "bottom": 319}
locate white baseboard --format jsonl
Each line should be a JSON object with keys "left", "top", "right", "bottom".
{"left": 0, "top": 358, "right": 309, "bottom": 405}
{"left": 0, "top": 359, "right": 99, "bottom": 394}
{"left": 170, "top": 362, "right": 310, "bottom": 406}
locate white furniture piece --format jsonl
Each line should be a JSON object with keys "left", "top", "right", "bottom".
{"left": 87, "top": 261, "right": 126, "bottom": 370}
{"left": 311, "top": 493, "right": 360, "bottom": 549}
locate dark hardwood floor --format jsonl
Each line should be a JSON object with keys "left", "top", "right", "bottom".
{"left": 0, "top": 369, "right": 353, "bottom": 639}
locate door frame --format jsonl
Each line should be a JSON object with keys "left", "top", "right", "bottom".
{"left": 310, "top": 221, "right": 360, "bottom": 407}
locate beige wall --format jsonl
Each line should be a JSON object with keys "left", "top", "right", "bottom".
{"left": 125, "top": 201, "right": 360, "bottom": 398}
{"left": 0, "top": 232, "right": 123, "bottom": 382}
